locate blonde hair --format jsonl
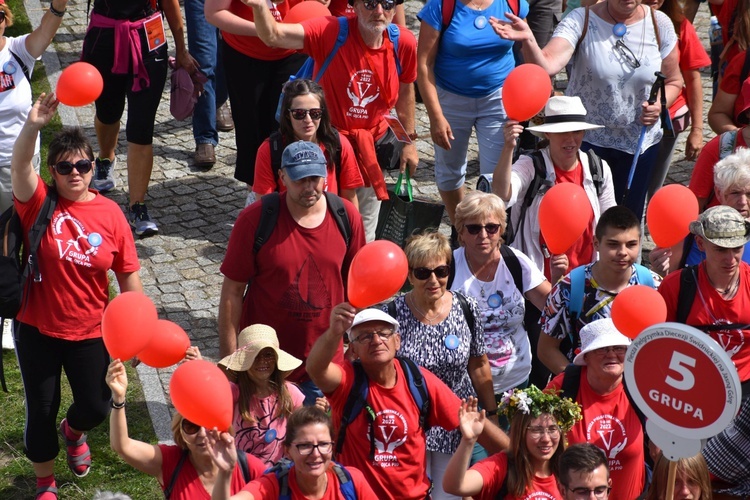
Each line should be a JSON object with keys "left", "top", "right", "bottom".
{"left": 454, "top": 191, "right": 507, "bottom": 247}
{"left": 1, "top": 5, "right": 14, "bottom": 27}
{"left": 404, "top": 230, "right": 452, "bottom": 269}
{"left": 646, "top": 454, "right": 712, "bottom": 500}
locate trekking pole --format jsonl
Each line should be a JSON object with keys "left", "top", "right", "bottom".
{"left": 623, "top": 71, "right": 666, "bottom": 204}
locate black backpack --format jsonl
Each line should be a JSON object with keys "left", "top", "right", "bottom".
{"left": 269, "top": 131, "right": 343, "bottom": 191}
{"left": 505, "top": 150, "right": 604, "bottom": 246}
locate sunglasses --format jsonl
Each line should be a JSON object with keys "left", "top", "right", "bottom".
{"left": 0, "top": 11, "right": 6, "bottom": 23}
{"left": 411, "top": 265, "right": 451, "bottom": 280}
{"left": 53, "top": 159, "right": 93, "bottom": 175}
{"left": 289, "top": 108, "right": 324, "bottom": 120}
{"left": 613, "top": 39, "right": 641, "bottom": 69}
{"left": 180, "top": 418, "right": 201, "bottom": 435}
{"left": 362, "top": 0, "right": 397, "bottom": 10}
{"left": 464, "top": 223, "right": 501, "bottom": 235}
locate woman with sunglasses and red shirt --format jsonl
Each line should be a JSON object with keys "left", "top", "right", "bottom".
{"left": 106, "top": 356, "right": 265, "bottom": 499}
{"left": 10, "top": 93, "right": 142, "bottom": 500}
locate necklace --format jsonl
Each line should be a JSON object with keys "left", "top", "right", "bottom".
{"left": 706, "top": 267, "right": 740, "bottom": 298}
{"left": 466, "top": 254, "right": 496, "bottom": 297}
{"left": 409, "top": 293, "right": 442, "bottom": 325}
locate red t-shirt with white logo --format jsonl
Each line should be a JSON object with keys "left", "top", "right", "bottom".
{"left": 471, "top": 451, "right": 563, "bottom": 500}
{"left": 547, "top": 370, "right": 644, "bottom": 500}
{"left": 326, "top": 361, "right": 460, "bottom": 500}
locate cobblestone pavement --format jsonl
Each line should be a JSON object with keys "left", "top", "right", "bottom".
{"left": 37, "top": 0, "right": 715, "bottom": 441}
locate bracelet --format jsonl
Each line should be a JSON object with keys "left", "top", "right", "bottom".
{"left": 485, "top": 408, "right": 498, "bottom": 416}
{"left": 111, "top": 400, "right": 126, "bottom": 409}
{"left": 49, "top": 3, "right": 65, "bottom": 17}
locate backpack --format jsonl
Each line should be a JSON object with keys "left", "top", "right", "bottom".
{"left": 441, "top": 0, "right": 520, "bottom": 32}
{"left": 565, "top": 264, "right": 653, "bottom": 352}
{"left": 447, "top": 245, "right": 523, "bottom": 306}
{"left": 505, "top": 149, "right": 604, "bottom": 246}
{"left": 268, "top": 130, "right": 342, "bottom": 190}
{"left": 387, "top": 290, "right": 476, "bottom": 333}
{"left": 268, "top": 458, "right": 357, "bottom": 500}
{"left": 252, "top": 191, "right": 351, "bottom": 254}
{"left": 575, "top": 5, "right": 660, "bottom": 54}
{"left": 275, "top": 17, "right": 403, "bottom": 122}
{"left": 336, "top": 357, "right": 430, "bottom": 458}
{"left": 163, "top": 449, "right": 254, "bottom": 499}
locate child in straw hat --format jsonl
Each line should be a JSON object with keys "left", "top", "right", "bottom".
{"left": 219, "top": 324, "right": 305, "bottom": 466}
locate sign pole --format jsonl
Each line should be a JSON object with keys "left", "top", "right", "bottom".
{"left": 665, "top": 460, "right": 677, "bottom": 500}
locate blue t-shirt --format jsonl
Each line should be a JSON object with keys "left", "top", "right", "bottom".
{"left": 685, "top": 239, "right": 750, "bottom": 267}
{"left": 418, "top": 0, "right": 529, "bottom": 98}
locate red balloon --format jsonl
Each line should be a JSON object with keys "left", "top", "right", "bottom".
{"left": 502, "top": 64, "right": 552, "bottom": 121}
{"left": 170, "top": 360, "right": 233, "bottom": 431}
{"left": 538, "top": 183, "right": 593, "bottom": 254}
{"left": 646, "top": 184, "right": 699, "bottom": 248}
{"left": 348, "top": 240, "right": 408, "bottom": 308}
{"left": 102, "top": 292, "right": 158, "bottom": 361}
{"left": 56, "top": 62, "right": 104, "bottom": 107}
{"left": 611, "top": 285, "right": 667, "bottom": 339}
{"left": 137, "top": 320, "right": 191, "bottom": 368}
{"left": 283, "top": 1, "right": 331, "bottom": 23}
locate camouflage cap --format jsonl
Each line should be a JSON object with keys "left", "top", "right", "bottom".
{"left": 689, "top": 206, "right": 750, "bottom": 248}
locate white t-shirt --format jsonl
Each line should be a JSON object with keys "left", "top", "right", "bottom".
{"left": 554, "top": 6, "right": 677, "bottom": 154}
{"left": 451, "top": 246, "right": 546, "bottom": 393}
{"left": 0, "top": 35, "right": 38, "bottom": 166}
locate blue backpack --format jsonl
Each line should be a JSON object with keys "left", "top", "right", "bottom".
{"left": 275, "top": 16, "right": 403, "bottom": 122}
{"left": 268, "top": 458, "right": 357, "bottom": 500}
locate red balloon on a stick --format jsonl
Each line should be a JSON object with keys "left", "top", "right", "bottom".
{"left": 539, "top": 183, "right": 593, "bottom": 254}
{"left": 102, "top": 292, "right": 158, "bottom": 361}
{"left": 646, "top": 184, "right": 699, "bottom": 248}
{"left": 611, "top": 285, "right": 667, "bottom": 339}
{"left": 137, "top": 320, "right": 191, "bottom": 369}
{"left": 56, "top": 62, "right": 104, "bottom": 107}
{"left": 170, "top": 360, "right": 233, "bottom": 431}
{"left": 283, "top": 1, "right": 331, "bottom": 23}
{"left": 348, "top": 240, "right": 408, "bottom": 308}
{"left": 502, "top": 64, "right": 552, "bottom": 121}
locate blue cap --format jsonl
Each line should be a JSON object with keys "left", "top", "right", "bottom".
{"left": 281, "top": 141, "right": 327, "bottom": 181}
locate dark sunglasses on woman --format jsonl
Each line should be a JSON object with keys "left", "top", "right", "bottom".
{"left": 411, "top": 265, "right": 451, "bottom": 280}
{"left": 464, "top": 223, "right": 501, "bottom": 235}
{"left": 289, "top": 108, "right": 324, "bottom": 120}
{"left": 180, "top": 418, "right": 202, "bottom": 435}
{"left": 53, "top": 159, "right": 94, "bottom": 175}
{"left": 0, "top": 11, "right": 6, "bottom": 23}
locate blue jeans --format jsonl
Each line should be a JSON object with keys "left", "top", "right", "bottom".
{"left": 184, "top": 0, "right": 228, "bottom": 147}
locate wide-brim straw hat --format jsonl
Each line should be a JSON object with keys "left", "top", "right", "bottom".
{"left": 526, "top": 96, "right": 604, "bottom": 137}
{"left": 218, "top": 324, "right": 302, "bottom": 374}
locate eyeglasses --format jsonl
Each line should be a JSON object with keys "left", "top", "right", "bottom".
{"left": 592, "top": 345, "right": 627, "bottom": 356}
{"left": 180, "top": 418, "right": 202, "bottom": 435}
{"left": 411, "top": 265, "right": 451, "bottom": 280}
{"left": 293, "top": 441, "right": 334, "bottom": 455}
{"left": 289, "top": 108, "right": 324, "bottom": 120}
{"left": 53, "top": 159, "right": 93, "bottom": 175}
{"left": 613, "top": 39, "right": 641, "bottom": 69}
{"left": 527, "top": 426, "right": 561, "bottom": 439}
{"left": 464, "top": 223, "right": 501, "bottom": 235}
{"left": 0, "top": 11, "right": 6, "bottom": 23}
{"left": 566, "top": 486, "right": 611, "bottom": 499}
{"left": 352, "top": 329, "right": 396, "bottom": 344}
{"left": 362, "top": 0, "right": 398, "bottom": 10}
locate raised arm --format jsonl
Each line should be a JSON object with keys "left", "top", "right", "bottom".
{"left": 306, "top": 302, "right": 354, "bottom": 393}
{"left": 24, "top": 0, "right": 69, "bottom": 58}
{"left": 11, "top": 93, "right": 57, "bottom": 203}
{"left": 207, "top": 431, "right": 255, "bottom": 500}
{"left": 106, "top": 360, "right": 163, "bottom": 481}
{"left": 443, "top": 398, "right": 487, "bottom": 497}
{"left": 492, "top": 120, "right": 524, "bottom": 202}
{"left": 237, "top": 0, "right": 305, "bottom": 50}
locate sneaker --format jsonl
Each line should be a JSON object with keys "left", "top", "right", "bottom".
{"left": 216, "top": 102, "right": 234, "bottom": 132}
{"left": 128, "top": 202, "right": 159, "bottom": 238}
{"left": 92, "top": 157, "right": 117, "bottom": 192}
{"left": 2, "top": 318, "right": 13, "bottom": 350}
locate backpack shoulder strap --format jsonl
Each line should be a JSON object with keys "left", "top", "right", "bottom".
{"left": 561, "top": 363, "right": 582, "bottom": 401}
{"left": 454, "top": 291, "right": 476, "bottom": 334}
{"left": 585, "top": 149, "right": 604, "bottom": 197}
{"left": 163, "top": 449, "right": 189, "bottom": 500}
{"left": 676, "top": 265, "right": 698, "bottom": 324}
{"left": 9, "top": 50, "right": 31, "bottom": 82}
{"left": 323, "top": 192, "right": 351, "bottom": 249}
{"left": 331, "top": 128, "right": 342, "bottom": 184}
{"left": 575, "top": 6, "right": 591, "bottom": 54}
{"left": 314, "top": 17, "right": 349, "bottom": 82}
{"left": 331, "top": 462, "right": 357, "bottom": 500}
{"left": 633, "top": 264, "right": 654, "bottom": 288}
{"left": 253, "top": 192, "right": 281, "bottom": 254}
{"left": 25, "top": 189, "right": 58, "bottom": 283}
{"left": 386, "top": 24, "right": 402, "bottom": 76}
{"left": 622, "top": 378, "right": 647, "bottom": 429}
{"left": 271, "top": 458, "right": 294, "bottom": 500}
{"left": 269, "top": 131, "right": 284, "bottom": 190}
{"left": 649, "top": 6, "right": 661, "bottom": 50}
{"left": 677, "top": 233, "right": 696, "bottom": 269}
{"left": 500, "top": 245, "right": 523, "bottom": 295}
{"left": 516, "top": 151, "right": 551, "bottom": 236}
{"left": 441, "top": 0, "right": 456, "bottom": 32}
{"left": 335, "top": 361, "right": 370, "bottom": 455}
{"left": 397, "top": 357, "right": 431, "bottom": 431}
{"left": 567, "top": 265, "right": 587, "bottom": 322}
{"left": 447, "top": 257, "right": 456, "bottom": 289}
{"left": 236, "top": 450, "right": 252, "bottom": 483}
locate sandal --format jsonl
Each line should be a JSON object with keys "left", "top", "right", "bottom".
{"left": 59, "top": 419, "right": 91, "bottom": 477}
{"left": 35, "top": 484, "right": 58, "bottom": 500}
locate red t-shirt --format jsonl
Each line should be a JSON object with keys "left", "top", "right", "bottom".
{"left": 688, "top": 128, "right": 748, "bottom": 209}
{"left": 222, "top": 0, "right": 303, "bottom": 60}
{"left": 541, "top": 162, "right": 594, "bottom": 277}
{"left": 718, "top": 0, "right": 741, "bottom": 65}
{"left": 547, "top": 370, "right": 644, "bottom": 500}
{"left": 253, "top": 135, "right": 364, "bottom": 195}
{"left": 326, "top": 361, "right": 461, "bottom": 500}
{"left": 328, "top": 0, "right": 356, "bottom": 17}
{"left": 719, "top": 49, "right": 749, "bottom": 125}
{"left": 219, "top": 193, "right": 365, "bottom": 382}
{"left": 242, "top": 465, "right": 379, "bottom": 499}
{"left": 659, "top": 263, "right": 750, "bottom": 382}
{"left": 300, "top": 16, "right": 417, "bottom": 136}
{"left": 158, "top": 444, "right": 264, "bottom": 499}
{"left": 670, "top": 20, "right": 711, "bottom": 117}
{"left": 471, "top": 452, "right": 563, "bottom": 500}
{"left": 14, "top": 178, "right": 140, "bottom": 340}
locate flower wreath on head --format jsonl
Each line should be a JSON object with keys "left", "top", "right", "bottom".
{"left": 498, "top": 385, "right": 583, "bottom": 433}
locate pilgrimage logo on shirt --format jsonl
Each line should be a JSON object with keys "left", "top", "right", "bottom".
{"left": 585, "top": 414, "right": 628, "bottom": 472}
{"left": 346, "top": 69, "right": 380, "bottom": 117}
{"left": 52, "top": 212, "right": 99, "bottom": 267}
{"left": 369, "top": 408, "right": 408, "bottom": 468}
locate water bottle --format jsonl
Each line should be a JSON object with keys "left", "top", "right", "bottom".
{"left": 710, "top": 16, "right": 722, "bottom": 46}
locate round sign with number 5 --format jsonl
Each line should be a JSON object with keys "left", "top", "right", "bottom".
{"left": 624, "top": 323, "right": 741, "bottom": 456}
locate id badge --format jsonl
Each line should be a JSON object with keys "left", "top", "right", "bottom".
{"left": 383, "top": 113, "right": 412, "bottom": 144}
{"left": 144, "top": 14, "right": 167, "bottom": 52}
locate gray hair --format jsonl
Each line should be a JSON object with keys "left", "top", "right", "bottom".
{"left": 714, "top": 147, "right": 750, "bottom": 196}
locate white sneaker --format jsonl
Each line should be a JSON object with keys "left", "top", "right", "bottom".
{"left": 2, "top": 319, "right": 14, "bottom": 350}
